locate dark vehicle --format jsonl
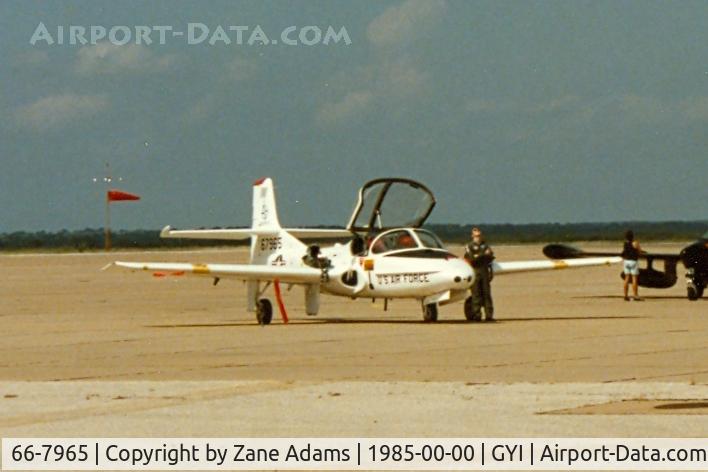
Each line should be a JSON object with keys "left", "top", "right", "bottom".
{"left": 543, "top": 230, "right": 708, "bottom": 301}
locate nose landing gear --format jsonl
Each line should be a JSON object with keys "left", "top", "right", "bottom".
{"left": 687, "top": 282, "right": 704, "bottom": 301}
{"left": 686, "top": 269, "right": 705, "bottom": 301}
{"left": 423, "top": 303, "right": 438, "bottom": 322}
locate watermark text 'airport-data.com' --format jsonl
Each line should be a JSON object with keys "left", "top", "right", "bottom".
{"left": 30, "top": 22, "right": 352, "bottom": 47}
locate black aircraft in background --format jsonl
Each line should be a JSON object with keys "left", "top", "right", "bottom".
{"left": 543, "top": 230, "right": 708, "bottom": 300}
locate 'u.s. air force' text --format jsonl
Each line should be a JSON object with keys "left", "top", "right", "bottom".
{"left": 375, "top": 272, "right": 433, "bottom": 285}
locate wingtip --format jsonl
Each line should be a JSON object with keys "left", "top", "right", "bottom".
{"left": 100, "top": 262, "right": 114, "bottom": 271}
{"left": 160, "top": 225, "right": 172, "bottom": 238}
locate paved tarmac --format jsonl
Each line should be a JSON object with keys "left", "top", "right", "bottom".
{"left": 1, "top": 244, "right": 706, "bottom": 437}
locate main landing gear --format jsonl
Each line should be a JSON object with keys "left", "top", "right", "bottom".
{"left": 256, "top": 298, "right": 273, "bottom": 325}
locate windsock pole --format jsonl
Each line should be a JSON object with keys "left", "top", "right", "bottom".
{"left": 105, "top": 191, "right": 112, "bottom": 251}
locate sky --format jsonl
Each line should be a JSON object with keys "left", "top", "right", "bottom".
{"left": 1, "top": 0, "right": 707, "bottom": 232}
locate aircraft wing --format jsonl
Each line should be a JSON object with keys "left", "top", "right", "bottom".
{"left": 493, "top": 256, "right": 621, "bottom": 275}
{"left": 107, "top": 261, "right": 322, "bottom": 284}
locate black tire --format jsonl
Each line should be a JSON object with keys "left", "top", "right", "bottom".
{"left": 256, "top": 298, "right": 273, "bottom": 324}
{"left": 423, "top": 303, "right": 438, "bottom": 322}
{"left": 687, "top": 285, "right": 700, "bottom": 301}
{"left": 464, "top": 297, "right": 480, "bottom": 321}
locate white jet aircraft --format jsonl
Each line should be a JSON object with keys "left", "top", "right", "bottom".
{"left": 110, "top": 177, "right": 620, "bottom": 324}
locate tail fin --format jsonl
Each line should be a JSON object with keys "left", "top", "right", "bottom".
{"left": 249, "top": 178, "right": 305, "bottom": 265}
{"left": 160, "top": 177, "right": 341, "bottom": 265}
{"left": 252, "top": 177, "right": 281, "bottom": 230}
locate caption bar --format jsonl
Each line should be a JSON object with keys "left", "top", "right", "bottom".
{"left": 2, "top": 438, "right": 708, "bottom": 470}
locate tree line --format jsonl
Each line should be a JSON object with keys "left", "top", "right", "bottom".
{"left": 0, "top": 221, "right": 705, "bottom": 251}
{"left": 428, "top": 221, "right": 707, "bottom": 244}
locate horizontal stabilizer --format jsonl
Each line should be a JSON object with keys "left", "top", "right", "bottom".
{"left": 160, "top": 226, "right": 256, "bottom": 240}
{"left": 543, "top": 244, "right": 595, "bottom": 259}
{"left": 285, "top": 228, "right": 352, "bottom": 239}
{"left": 160, "top": 225, "right": 351, "bottom": 241}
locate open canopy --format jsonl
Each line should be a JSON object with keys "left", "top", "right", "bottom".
{"left": 346, "top": 178, "right": 436, "bottom": 233}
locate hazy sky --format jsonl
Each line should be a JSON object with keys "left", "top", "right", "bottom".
{"left": 1, "top": 0, "right": 707, "bottom": 232}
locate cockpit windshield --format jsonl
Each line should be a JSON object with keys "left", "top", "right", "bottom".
{"left": 370, "top": 230, "right": 419, "bottom": 254}
{"left": 415, "top": 229, "right": 444, "bottom": 249}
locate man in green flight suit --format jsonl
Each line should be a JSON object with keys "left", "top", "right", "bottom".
{"left": 464, "top": 227, "right": 495, "bottom": 322}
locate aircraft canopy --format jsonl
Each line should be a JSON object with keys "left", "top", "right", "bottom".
{"left": 346, "top": 178, "right": 436, "bottom": 233}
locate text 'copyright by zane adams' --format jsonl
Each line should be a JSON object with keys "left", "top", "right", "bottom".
{"left": 3, "top": 438, "right": 708, "bottom": 470}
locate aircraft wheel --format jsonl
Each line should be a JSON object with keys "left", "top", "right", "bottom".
{"left": 464, "top": 297, "right": 480, "bottom": 322}
{"left": 686, "top": 284, "right": 703, "bottom": 301}
{"left": 687, "top": 284, "right": 700, "bottom": 301}
{"left": 256, "top": 298, "right": 273, "bottom": 324}
{"left": 423, "top": 303, "right": 438, "bottom": 322}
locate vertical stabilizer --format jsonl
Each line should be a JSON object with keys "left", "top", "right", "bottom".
{"left": 252, "top": 177, "right": 281, "bottom": 230}
{"left": 249, "top": 178, "right": 305, "bottom": 267}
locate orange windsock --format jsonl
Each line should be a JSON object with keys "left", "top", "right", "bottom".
{"left": 107, "top": 189, "right": 140, "bottom": 202}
